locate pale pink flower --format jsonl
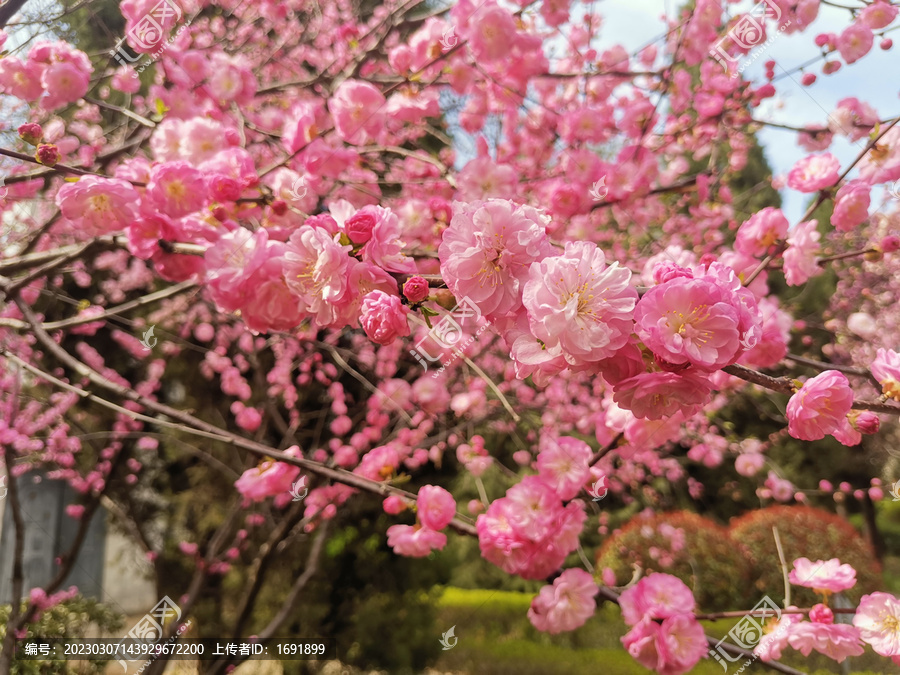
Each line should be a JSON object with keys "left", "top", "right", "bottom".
{"left": 146, "top": 161, "right": 208, "bottom": 217}
{"left": 0, "top": 58, "right": 44, "bottom": 100}
{"left": 240, "top": 253, "right": 304, "bottom": 334}
{"left": 838, "top": 23, "right": 874, "bottom": 64}
{"left": 739, "top": 297, "right": 792, "bottom": 369}
{"left": 206, "top": 229, "right": 270, "bottom": 312}
{"left": 56, "top": 176, "right": 140, "bottom": 235}
{"left": 735, "top": 448, "right": 766, "bottom": 477}
{"left": 853, "top": 592, "right": 900, "bottom": 656}
{"left": 618, "top": 573, "right": 696, "bottom": 626}
{"left": 354, "top": 205, "right": 416, "bottom": 273}
{"left": 613, "top": 371, "right": 713, "bottom": 421}
{"left": 467, "top": 3, "right": 517, "bottom": 62}
{"left": 622, "top": 615, "right": 706, "bottom": 675}
{"left": 787, "top": 154, "right": 840, "bottom": 193}
{"left": 528, "top": 569, "right": 598, "bottom": 634}
{"left": 456, "top": 157, "right": 518, "bottom": 200}
{"left": 765, "top": 471, "right": 795, "bottom": 502}
{"left": 735, "top": 207, "right": 789, "bottom": 256}
{"left": 417, "top": 485, "right": 456, "bottom": 531}
{"left": 789, "top": 557, "right": 857, "bottom": 593}
{"left": 859, "top": 1, "right": 898, "bottom": 29}
{"left": 41, "top": 61, "right": 91, "bottom": 110}
{"left": 523, "top": 241, "right": 637, "bottom": 366}
{"left": 872, "top": 348, "right": 900, "bottom": 401}
{"left": 634, "top": 277, "right": 742, "bottom": 371}
{"left": 386, "top": 524, "right": 447, "bottom": 557}
{"left": 783, "top": 220, "right": 821, "bottom": 286}
{"left": 329, "top": 80, "right": 386, "bottom": 145}
{"left": 283, "top": 225, "right": 355, "bottom": 328}
{"left": 755, "top": 608, "right": 804, "bottom": 661}
{"left": 235, "top": 447, "right": 302, "bottom": 502}
{"left": 785, "top": 371, "right": 854, "bottom": 441}
{"left": 787, "top": 622, "right": 863, "bottom": 663}
{"left": 439, "top": 199, "right": 553, "bottom": 321}
{"left": 832, "top": 181, "right": 871, "bottom": 231}
{"left": 536, "top": 436, "right": 592, "bottom": 501}
{"left": 359, "top": 291, "right": 410, "bottom": 345}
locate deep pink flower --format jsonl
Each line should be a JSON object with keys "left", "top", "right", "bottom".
{"left": 622, "top": 614, "right": 706, "bottom": 675}
{"left": 345, "top": 211, "right": 376, "bottom": 244}
{"left": 787, "top": 622, "right": 863, "bottom": 663}
{"left": 56, "top": 176, "right": 140, "bottom": 236}
{"left": 528, "top": 569, "right": 598, "bottom": 634}
{"left": 402, "top": 276, "right": 429, "bottom": 303}
{"left": 235, "top": 447, "right": 302, "bottom": 502}
{"left": 344, "top": 204, "right": 416, "bottom": 273}
{"left": 872, "top": 348, "right": 900, "bottom": 401}
{"left": 809, "top": 603, "right": 834, "bottom": 624}
{"left": 613, "top": 371, "right": 713, "bottom": 421}
{"left": 417, "top": 485, "right": 456, "bottom": 531}
{"left": 618, "top": 573, "right": 696, "bottom": 626}
{"left": 838, "top": 23, "right": 874, "bottom": 64}
{"left": 859, "top": 1, "right": 898, "bottom": 29}
{"left": 240, "top": 253, "right": 304, "bottom": 334}
{"left": 536, "top": 436, "right": 592, "bottom": 501}
{"left": 359, "top": 291, "right": 410, "bottom": 345}
{"left": 440, "top": 199, "right": 553, "bottom": 321}
{"left": 386, "top": 524, "right": 447, "bottom": 557}
{"left": 634, "top": 277, "right": 742, "bottom": 371}
{"left": 789, "top": 557, "right": 857, "bottom": 593}
{"left": 853, "top": 592, "right": 900, "bottom": 656}
{"left": 146, "top": 161, "right": 208, "bottom": 217}
{"left": 36, "top": 143, "right": 60, "bottom": 166}
{"left": 329, "top": 80, "right": 386, "bottom": 145}
{"left": 283, "top": 225, "right": 355, "bottom": 328}
{"left": 785, "top": 371, "right": 854, "bottom": 441}
{"left": 783, "top": 220, "right": 821, "bottom": 286}
{"left": 18, "top": 122, "right": 42, "bottom": 145}
{"left": 735, "top": 207, "right": 789, "bottom": 256}
{"left": 787, "top": 154, "right": 840, "bottom": 193}
{"left": 523, "top": 241, "right": 637, "bottom": 366}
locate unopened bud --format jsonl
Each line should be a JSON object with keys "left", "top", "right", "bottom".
{"left": 35, "top": 143, "right": 60, "bottom": 166}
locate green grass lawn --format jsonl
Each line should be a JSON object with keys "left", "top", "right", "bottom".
{"left": 432, "top": 587, "right": 897, "bottom": 675}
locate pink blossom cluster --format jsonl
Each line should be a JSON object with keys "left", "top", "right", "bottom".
{"left": 386, "top": 485, "right": 456, "bottom": 558}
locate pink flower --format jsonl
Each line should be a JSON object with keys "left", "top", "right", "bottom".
{"left": 523, "top": 241, "right": 637, "bottom": 366}
{"left": 18, "top": 122, "right": 42, "bottom": 145}
{"left": 439, "top": 199, "right": 553, "bottom": 321}
{"left": 787, "top": 622, "right": 863, "bottom": 663}
{"left": 634, "top": 277, "right": 742, "bottom": 371}
{"left": 618, "top": 573, "right": 696, "bottom": 626}
{"left": 832, "top": 181, "right": 871, "bottom": 231}
{"left": 36, "top": 143, "right": 60, "bottom": 166}
{"left": 783, "top": 220, "right": 821, "bottom": 286}
{"left": 735, "top": 208, "right": 789, "bottom": 256}
{"left": 345, "top": 211, "right": 375, "bottom": 244}
{"left": 755, "top": 608, "right": 804, "bottom": 661}
{"left": 417, "top": 485, "right": 456, "bottom": 531}
{"left": 403, "top": 276, "right": 429, "bottom": 303}
{"left": 536, "top": 436, "right": 592, "bottom": 501}
{"left": 765, "top": 471, "right": 795, "bottom": 502}
{"left": 622, "top": 615, "right": 707, "bottom": 675}
{"left": 809, "top": 603, "right": 834, "bottom": 624}
{"left": 206, "top": 229, "right": 270, "bottom": 312}
{"left": 872, "top": 348, "right": 900, "bottom": 401}
{"left": 146, "top": 161, "right": 208, "bottom": 217}
{"left": 360, "top": 291, "right": 410, "bottom": 345}
{"left": 853, "top": 592, "right": 900, "bottom": 656}
{"left": 0, "top": 58, "right": 44, "bottom": 100}
{"left": 386, "top": 524, "right": 447, "bottom": 557}
{"left": 735, "top": 452, "right": 766, "bottom": 477}
{"left": 476, "top": 476, "right": 586, "bottom": 579}
{"left": 41, "top": 60, "right": 91, "bottom": 110}
{"left": 787, "top": 154, "right": 840, "bottom": 193}
{"left": 528, "top": 569, "right": 599, "bottom": 634}
{"left": 859, "top": 1, "right": 898, "bottom": 29}
{"left": 283, "top": 225, "right": 355, "bottom": 328}
{"left": 56, "top": 176, "right": 140, "bottom": 236}
{"left": 838, "top": 23, "right": 874, "bottom": 64}
{"left": 785, "top": 371, "right": 854, "bottom": 441}
{"left": 235, "top": 447, "right": 302, "bottom": 502}
{"left": 240, "top": 253, "right": 304, "bottom": 334}
{"left": 789, "top": 557, "right": 857, "bottom": 593}
{"left": 329, "top": 80, "right": 386, "bottom": 145}
{"left": 467, "top": 3, "right": 517, "bottom": 62}
{"left": 613, "top": 371, "right": 713, "bottom": 421}
{"left": 351, "top": 205, "right": 416, "bottom": 273}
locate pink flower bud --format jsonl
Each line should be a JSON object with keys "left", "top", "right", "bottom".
{"left": 417, "top": 485, "right": 456, "bottom": 531}
{"left": 271, "top": 199, "right": 288, "bottom": 216}
{"left": 880, "top": 235, "right": 900, "bottom": 253}
{"left": 178, "top": 542, "right": 199, "bottom": 556}
{"left": 345, "top": 212, "right": 376, "bottom": 244}
{"left": 18, "top": 122, "right": 43, "bottom": 145}
{"left": 869, "top": 487, "right": 884, "bottom": 500}
{"left": 880, "top": 38, "right": 893, "bottom": 50}
{"left": 819, "top": 479, "right": 833, "bottom": 491}
{"left": 801, "top": 73, "right": 817, "bottom": 86}
{"left": 853, "top": 411, "right": 880, "bottom": 434}
{"left": 809, "top": 603, "right": 834, "bottom": 624}
{"left": 823, "top": 61, "right": 842, "bottom": 75}
{"left": 360, "top": 291, "right": 410, "bottom": 345}
{"left": 429, "top": 197, "right": 452, "bottom": 222}
{"left": 383, "top": 495, "right": 407, "bottom": 515}
{"left": 403, "top": 276, "right": 430, "bottom": 303}
{"left": 35, "top": 143, "right": 60, "bottom": 166}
